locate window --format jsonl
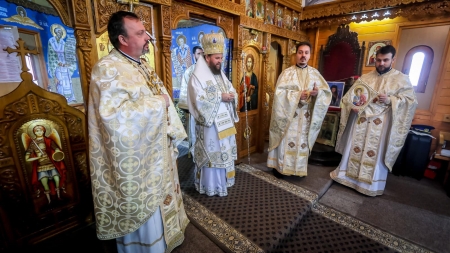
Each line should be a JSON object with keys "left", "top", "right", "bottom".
{"left": 25, "top": 54, "right": 39, "bottom": 85}
{"left": 402, "top": 45, "right": 434, "bottom": 93}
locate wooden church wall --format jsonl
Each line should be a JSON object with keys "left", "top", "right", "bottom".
{"left": 308, "top": 15, "right": 450, "bottom": 151}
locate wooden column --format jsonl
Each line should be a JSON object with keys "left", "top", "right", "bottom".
{"left": 157, "top": 5, "right": 173, "bottom": 97}
{"left": 71, "top": 0, "right": 97, "bottom": 107}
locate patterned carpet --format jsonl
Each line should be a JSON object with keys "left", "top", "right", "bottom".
{"left": 178, "top": 155, "right": 431, "bottom": 253}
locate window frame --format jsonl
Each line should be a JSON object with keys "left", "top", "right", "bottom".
{"left": 401, "top": 45, "right": 434, "bottom": 93}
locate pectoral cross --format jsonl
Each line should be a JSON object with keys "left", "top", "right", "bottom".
{"left": 3, "top": 38, "right": 38, "bottom": 81}
{"left": 117, "top": 0, "right": 139, "bottom": 12}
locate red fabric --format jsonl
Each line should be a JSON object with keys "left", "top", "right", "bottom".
{"left": 31, "top": 137, "right": 67, "bottom": 195}
{"left": 239, "top": 76, "right": 251, "bottom": 110}
{"left": 424, "top": 169, "right": 437, "bottom": 179}
{"left": 323, "top": 42, "right": 357, "bottom": 81}
{"left": 327, "top": 107, "right": 341, "bottom": 112}
{"left": 355, "top": 94, "right": 367, "bottom": 106}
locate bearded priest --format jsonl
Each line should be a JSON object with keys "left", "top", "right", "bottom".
{"left": 88, "top": 11, "right": 188, "bottom": 253}
{"left": 330, "top": 45, "right": 417, "bottom": 196}
{"left": 268, "top": 41, "right": 331, "bottom": 177}
{"left": 187, "top": 32, "right": 239, "bottom": 197}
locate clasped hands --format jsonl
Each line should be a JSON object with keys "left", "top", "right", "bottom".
{"left": 222, "top": 92, "right": 235, "bottom": 102}
{"left": 300, "top": 83, "right": 318, "bottom": 101}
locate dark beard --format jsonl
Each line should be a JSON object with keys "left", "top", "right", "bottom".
{"left": 376, "top": 65, "right": 392, "bottom": 75}
{"left": 209, "top": 65, "right": 221, "bottom": 75}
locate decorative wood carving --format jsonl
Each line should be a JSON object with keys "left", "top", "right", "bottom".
{"left": 171, "top": 1, "right": 235, "bottom": 39}
{"left": 184, "top": 0, "right": 245, "bottom": 15}
{"left": 265, "top": 33, "right": 271, "bottom": 53}
{"left": 301, "top": 0, "right": 450, "bottom": 29}
{"left": 49, "top": 0, "right": 72, "bottom": 26}
{"left": 395, "top": 0, "right": 450, "bottom": 17}
{"left": 162, "top": 5, "right": 172, "bottom": 36}
{"left": 75, "top": 29, "right": 93, "bottom": 103}
{"left": 261, "top": 48, "right": 270, "bottom": 146}
{"left": 237, "top": 24, "right": 243, "bottom": 49}
{"left": 171, "top": 1, "right": 305, "bottom": 41}
{"left": 74, "top": 0, "right": 89, "bottom": 26}
{"left": 162, "top": 39, "right": 173, "bottom": 96}
{"left": 278, "top": 0, "right": 303, "bottom": 13}
{"left": 234, "top": 25, "right": 244, "bottom": 154}
{"left": 271, "top": 35, "right": 289, "bottom": 56}
{"left": 240, "top": 15, "right": 309, "bottom": 42}
{"left": 0, "top": 75, "right": 89, "bottom": 250}
{"left": 93, "top": 0, "right": 154, "bottom": 34}
{"left": 171, "top": 0, "right": 188, "bottom": 22}
{"left": 217, "top": 15, "right": 233, "bottom": 39}
{"left": 159, "top": 5, "right": 173, "bottom": 96}
{"left": 319, "top": 24, "right": 363, "bottom": 80}
{"left": 242, "top": 28, "right": 263, "bottom": 50}
{"left": 302, "top": 0, "right": 429, "bottom": 20}
{"left": 74, "top": 152, "right": 90, "bottom": 186}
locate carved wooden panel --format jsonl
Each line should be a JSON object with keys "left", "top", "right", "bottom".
{"left": 47, "top": 0, "right": 72, "bottom": 27}
{"left": 302, "top": 0, "right": 429, "bottom": 20}
{"left": 161, "top": 5, "right": 173, "bottom": 96}
{"left": 240, "top": 15, "right": 309, "bottom": 42}
{"left": 162, "top": 5, "right": 171, "bottom": 36}
{"left": 271, "top": 35, "right": 289, "bottom": 56}
{"left": 301, "top": 0, "right": 450, "bottom": 29}
{"left": 242, "top": 28, "right": 263, "bottom": 50}
{"left": 237, "top": 25, "right": 243, "bottom": 49}
{"left": 93, "top": 0, "right": 155, "bottom": 35}
{"left": 0, "top": 80, "right": 90, "bottom": 250}
{"left": 186, "top": 0, "right": 245, "bottom": 15}
{"left": 238, "top": 111, "right": 259, "bottom": 158}
{"left": 171, "top": 1, "right": 235, "bottom": 39}
{"left": 262, "top": 52, "right": 271, "bottom": 141}
{"left": 72, "top": 0, "right": 90, "bottom": 28}
{"left": 276, "top": 0, "right": 303, "bottom": 13}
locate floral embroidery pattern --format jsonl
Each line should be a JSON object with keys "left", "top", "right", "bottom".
{"left": 354, "top": 146, "right": 361, "bottom": 153}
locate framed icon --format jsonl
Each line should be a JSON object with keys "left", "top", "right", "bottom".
{"left": 366, "top": 40, "right": 392, "bottom": 66}
{"left": 327, "top": 81, "right": 345, "bottom": 108}
{"left": 347, "top": 79, "right": 378, "bottom": 113}
{"left": 316, "top": 112, "right": 340, "bottom": 147}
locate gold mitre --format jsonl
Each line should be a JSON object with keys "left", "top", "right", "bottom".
{"left": 202, "top": 33, "right": 224, "bottom": 55}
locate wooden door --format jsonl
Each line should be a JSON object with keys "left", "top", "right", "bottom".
{"left": 237, "top": 47, "right": 262, "bottom": 158}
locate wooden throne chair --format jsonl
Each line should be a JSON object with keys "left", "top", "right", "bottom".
{"left": 0, "top": 39, "right": 91, "bottom": 251}
{"left": 318, "top": 24, "right": 365, "bottom": 82}
{"left": 310, "top": 25, "right": 365, "bottom": 166}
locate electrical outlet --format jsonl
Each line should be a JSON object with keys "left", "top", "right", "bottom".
{"left": 444, "top": 114, "right": 450, "bottom": 123}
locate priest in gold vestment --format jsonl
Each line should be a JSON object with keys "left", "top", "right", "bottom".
{"left": 268, "top": 42, "right": 331, "bottom": 177}
{"left": 88, "top": 11, "right": 188, "bottom": 253}
{"left": 331, "top": 45, "right": 417, "bottom": 196}
{"left": 187, "top": 33, "right": 239, "bottom": 197}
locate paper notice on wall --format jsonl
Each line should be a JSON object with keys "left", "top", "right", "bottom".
{"left": 0, "top": 26, "right": 22, "bottom": 83}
